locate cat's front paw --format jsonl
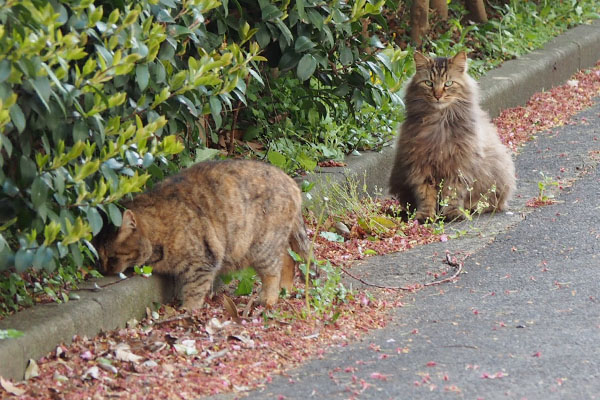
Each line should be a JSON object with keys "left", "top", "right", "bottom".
{"left": 181, "top": 297, "right": 206, "bottom": 311}
{"left": 415, "top": 210, "right": 434, "bottom": 223}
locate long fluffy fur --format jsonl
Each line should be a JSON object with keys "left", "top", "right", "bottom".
{"left": 388, "top": 52, "right": 516, "bottom": 221}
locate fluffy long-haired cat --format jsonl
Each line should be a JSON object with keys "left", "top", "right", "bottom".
{"left": 388, "top": 51, "right": 516, "bottom": 221}
{"left": 93, "top": 160, "right": 309, "bottom": 310}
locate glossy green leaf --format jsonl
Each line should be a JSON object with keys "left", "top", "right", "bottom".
{"left": 267, "top": 150, "right": 288, "bottom": 169}
{"left": 233, "top": 267, "right": 256, "bottom": 296}
{"left": 0, "top": 60, "right": 10, "bottom": 83}
{"left": 340, "top": 46, "right": 353, "bottom": 66}
{"left": 194, "top": 147, "right": 220, "bottom": 162}
{"left": 15, "top": 248, "right": 34, "bottom": 272}
{"left": 9, "top": 104, "right": 26, "bottom": 133}
{"left": 30, "top": 177, "right": 48, "bottom": 210}
{"left": 306, "top": 9, "right": 324, "bottom": 29}
{"left": 87, "top": 207, "right": 103, "bottom": 235}
{"left": 142, "top": 152, "right": 154, "bottom": 168}
{"left": 296, "top": 0, "right": 307, "bottom": 21}
{"left": 297, "top": 54, "right": 317, "bottom": 81}
{"left": 209, "top": 96, "right": 222, "bottom": 129}
{"left": 295, "top": 36, "right": 316, "bottom": 52}
{"left": 30, "top": 77, "right": 52, "bottom": 111}
{"left": 261, "top": 3, "right": 283, "bottom": 20}
{"left": 32, "top": 246, "right": 53, "bottom": 270}
{"left": 107, "top": 203, "right": 122, "bottom": 227}
{"left": 20, "top": 156, "right": 37, "bottom": 184}
{"left": 0, "top": 234, "right": 7, "bottom": 253}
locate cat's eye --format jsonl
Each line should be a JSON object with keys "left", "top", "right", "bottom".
{"left": 423, "top": 80, "right": 433, "bottom": 87}
{"left": 444, "top": 80, "right": 454, "bottom": 87}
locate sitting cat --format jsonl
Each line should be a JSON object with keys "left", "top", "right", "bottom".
{"left": 388, "top": 51, "right": 516, "bottom": 221}
{"left": 93, "top": 160, "right": 309, "bottom": 310}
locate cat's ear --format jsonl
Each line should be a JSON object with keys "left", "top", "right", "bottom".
{"left": 413, "top": 52, "right": 430, "bottom": 70}
{"left": 116, "top": 209, "right": 137, "bottom": 242}
{"left": 451, "top": 51, "right": 468, "bottom": 73}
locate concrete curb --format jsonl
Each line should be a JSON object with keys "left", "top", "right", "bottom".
{"left": 1, "top": 20, "right": 600, "bottom": 382}
{"left": 0, "top": 275, "right": 175, "bottom": 380}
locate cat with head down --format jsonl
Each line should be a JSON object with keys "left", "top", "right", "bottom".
{"left": 93, "top": 160, "right": 309, "bottom": 310}
{"left": 389, "top": 51, "right": 516, "bottom": 221}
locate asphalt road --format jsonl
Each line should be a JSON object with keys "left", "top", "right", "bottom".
{"left": 238, "top": 101, "right": 600, "bottom": 399}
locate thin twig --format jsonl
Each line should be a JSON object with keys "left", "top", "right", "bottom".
{"left": 281, "top": 298, "right": 303, "bottom": 320}
{"left": 340, "top": 266, "right": 420, "bottom": 291}
{"left": 423, "top": 261, "right": 463, "bottom": 287}
{"left": 243, "top": 294, "right": 258, "bottom": 318}
{"left": 268, "top": 346, "right": 292, "bottom": 361}
{"left": 339, "top": 252, "right": 464, "bottom": 291}
{"left": 153, "top": 312, "right": 192, "bottom": 326}
{"left": 228, "top": 99, "right": 242, "bottom": 156}
{"left": 76, "top": 279, "right": 127, "bottom": 291}
{"left": 228, "top": 75, "right": 251, "bottom": 155}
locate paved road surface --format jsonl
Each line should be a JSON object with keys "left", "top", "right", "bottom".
{"left": 239, "top": 100, "right": 600, "bottom": 399}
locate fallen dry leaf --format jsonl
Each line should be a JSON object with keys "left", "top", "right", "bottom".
{"left": 223, "top": 294, "right": 242, "bottom": 324}
{"left": 0, "top": 376, "right": 25, "bottom": 396}
{"left": 204, "top": 349, "right": 228, "bottom": 363}
{"left": 205, "top": 317, "right": 229, "bottom": 336}
{"left": 24, "top": 359, "right": 39, "bottom": 380}
{"left": 97, "top": 358, "right": 118, "bottom": 374}
{"left": 228, "top": 334, "right": 255, "bottom": 348}
{"left": 114, "top": 343, "right": 143, "bottom": 363}
{"left": 81, "top": 366, "right": 100, "bottom": 380}
{"left": 173, "top": 339, "right": 198, "bottom": 356}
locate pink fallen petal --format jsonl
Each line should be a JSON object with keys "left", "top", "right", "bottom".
{"left": 370, "top": 372, "right": 389, "bottom": 381}
{"left": 481, "top": 371, "right": 505, "bottom": 379}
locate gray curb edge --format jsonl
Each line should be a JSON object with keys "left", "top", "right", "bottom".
{"left": 1, "top": 20, "right": 600, "bottom": 381}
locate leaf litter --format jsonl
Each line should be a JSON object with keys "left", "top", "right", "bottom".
{"left": 3, "top": 63, "right": 600, "bottom": 399}
{"left": 3, "top": 291, "right": 390, "bottom": 399}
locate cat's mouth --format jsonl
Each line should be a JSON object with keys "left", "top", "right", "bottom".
{"left": 431, "top": 99, "right": 451, "bottom": 109}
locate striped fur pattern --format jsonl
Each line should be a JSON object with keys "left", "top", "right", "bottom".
{"left": 93, "top": 160, "right": 309, "bottom": 310}
{"left": 389, "top": 52, "right": 516, "bottom": 221}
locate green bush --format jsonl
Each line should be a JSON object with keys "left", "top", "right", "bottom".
{"left": 0, "top": 0, "right": 262, "bottom": 276}
{"left": 206, "top": 0, "right": 411, "bottom": 172}
{"left": 2, "top": 0, "right": 598, "bottom": 315}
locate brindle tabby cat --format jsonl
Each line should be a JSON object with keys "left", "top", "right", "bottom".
{"left": 389, "top": 51, "right": 516, "bottom": 221}
{"left": 93, "top": 160, "right": 309, "bottom": 310}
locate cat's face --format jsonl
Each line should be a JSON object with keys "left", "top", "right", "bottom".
{"left": 412, "top": 52, "right": 468, "bottom": 109}
{"left": 94, "top": 210, "right": 152, "bottom": 275}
